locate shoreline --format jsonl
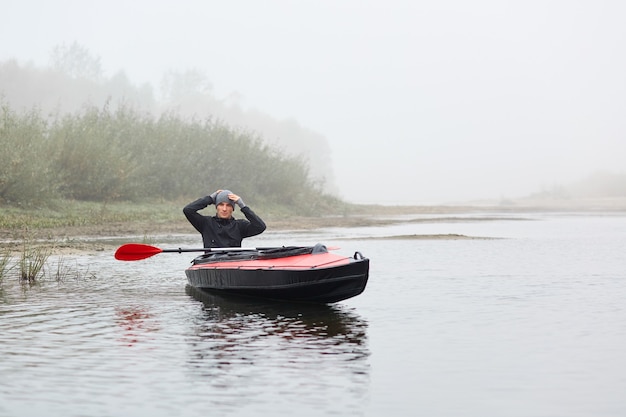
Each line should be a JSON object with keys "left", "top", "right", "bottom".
{"left": 2, "top": 201, "right": 625, "bottom": 256}
{"left": 0, "top": 216, "right": 383, "bottom": 256}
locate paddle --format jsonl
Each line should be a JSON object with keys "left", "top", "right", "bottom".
{"left": 114, "top": 243, "right": 257, "bottom": 261}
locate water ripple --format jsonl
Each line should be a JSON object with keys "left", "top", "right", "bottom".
{"left": 2, "top": 215, "right": 626, "bottom": 416}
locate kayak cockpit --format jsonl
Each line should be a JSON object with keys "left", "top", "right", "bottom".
{"left": 191, "top": 243, "right": 330, "bottom": 265}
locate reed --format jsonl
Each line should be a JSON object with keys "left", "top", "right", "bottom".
{"left": 0, "top": 249, "right": 14, "bottom": 285}
{"left": 0, "top": 248, "right": 92, "bottom": 287}
{"left": 19, "top": 243, "right": 50, "bottom": 283}
{"left": 45, "top": 256, "right": 84, "bottom": 282}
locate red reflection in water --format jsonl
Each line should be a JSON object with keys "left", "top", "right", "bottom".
{"left": 115, "top": 306, "right": 158, "bottom": 347}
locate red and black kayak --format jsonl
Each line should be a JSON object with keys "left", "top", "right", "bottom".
{"left": 185, "top": 244, "right": 369, "bottom": 303}
{"left": 115, "top": 243, "right": 369, "bottom": 304}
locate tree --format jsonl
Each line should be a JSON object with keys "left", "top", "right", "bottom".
{"left": 160, "top": 69, "right": 213, "bottom": 102}
{"left": 50, "top": 42, "right": 103, "bottom": 81}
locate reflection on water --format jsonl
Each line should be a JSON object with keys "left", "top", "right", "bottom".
{"left": 114, "top": 305, "right": 160, "bottom": 347}
{"left": 183, "top": 286, "right": 370, "bottom": 413}
{"left": 2, "top": 214, "right": 625, "bottom": 416}
{"left": 186, "top": 285, "right": 368, "bottom": 339}
{"left": 0, "top": 275, "right": 371, "bottom": 417}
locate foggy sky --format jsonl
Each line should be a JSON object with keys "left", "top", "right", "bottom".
{"left": 2, "top": 0, "right": 625, "bottom": 204}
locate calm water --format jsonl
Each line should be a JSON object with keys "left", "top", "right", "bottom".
{"left": 1, "top": 212, "right": 625, "bottom": 417}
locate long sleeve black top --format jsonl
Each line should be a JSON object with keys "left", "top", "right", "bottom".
{"left": 183, "top": 196, "right": 266, "bottom": 248}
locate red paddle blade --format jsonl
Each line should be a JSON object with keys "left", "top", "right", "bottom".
{"left": 115, "top": 243, "right": 163, "bottom": 261}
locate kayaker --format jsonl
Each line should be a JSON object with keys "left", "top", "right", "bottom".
{"left": 183, "top": 189, "right": 266, "bottom": 248}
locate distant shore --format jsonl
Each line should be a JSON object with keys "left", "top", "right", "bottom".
{"left": 2, "top": 199, "right": 625, "bottom": 256}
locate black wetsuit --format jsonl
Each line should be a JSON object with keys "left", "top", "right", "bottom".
{"left": 183, "top": 196, "right": 266, "bottom": 248}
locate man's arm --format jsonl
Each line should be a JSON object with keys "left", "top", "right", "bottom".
{"left": 183, "top": 196, "right": 213, "bottom": 232}
{"left": 240, "top": 206, "right": 266, "bottom": 237}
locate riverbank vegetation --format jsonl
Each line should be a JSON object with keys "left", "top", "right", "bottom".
{"left": 1, "top": 100, "right": 342, "bottom": 212}
{"left": 1, "top": 244, "right": 90, "bottom": 286}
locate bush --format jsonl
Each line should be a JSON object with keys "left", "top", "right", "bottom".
{"left": 0, "top": 104, "right": 55, "bottom": 206}
{"left": 0, "top": 101, "right": 334, "bottom": 213}
{"left": 48, "top": 103, "right": 138, "bottom": 201}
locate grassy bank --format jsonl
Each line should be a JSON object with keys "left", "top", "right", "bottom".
{"left": 4, "top": 197, "right": 626, "bottom": 238}
{"left": 1, "top": 101, "right": 334, "bottom": 212}
{"left": 3, "top": 197, "right": 625, "bottom": 254}
{"left": 0, "top": 198, "right": 358, "bottom": 244}
{"left": 1, "top": 200, "right": 183, "bottom": 227}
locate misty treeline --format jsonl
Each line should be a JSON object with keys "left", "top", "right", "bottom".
{"left": 0, "top": 100, "right": 339, "bottom": 212}
{"left": 529, "top": 172, "right": 626, "bottom": 200}
{"left": 0, "top": 44, "right": 335, "bottom": 184}
{"left": 0, "top": 43, "right": 340, "bottom": 212}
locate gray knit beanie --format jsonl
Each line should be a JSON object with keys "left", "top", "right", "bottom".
{"left": 214, "top": 190, "right": 235, "bottom": 208}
